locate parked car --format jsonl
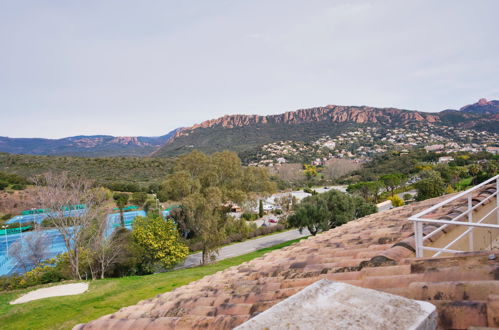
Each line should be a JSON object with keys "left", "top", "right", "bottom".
{"left": 269, "top": 219, "right": 278, "bottom": 223}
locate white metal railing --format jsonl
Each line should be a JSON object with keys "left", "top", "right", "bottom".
{"left": 409, "top": 174, "right": 499, "bottom": 257}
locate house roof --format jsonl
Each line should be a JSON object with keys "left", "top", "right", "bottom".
{"left": 76, "top": 186, "right": 499, "bottom": 330}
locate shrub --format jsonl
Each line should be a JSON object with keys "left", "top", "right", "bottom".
{"left": 0, "top": 181, "right": 8, "bottom": 190}
{"left": 241, "top": 213, "right": 259, "bottom": 221}
{"left": 132, "top": 215, "right": 189, "bottom": 271}
{"left": 11, "top": 184, "right": 26, "bottom": 190}
{"left": 388, "top": 195, "right": 405, "bottom": 207}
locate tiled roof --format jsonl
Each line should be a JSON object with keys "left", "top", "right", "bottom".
{"left": 76, "top": 188, "right": 498, "bottom": 330}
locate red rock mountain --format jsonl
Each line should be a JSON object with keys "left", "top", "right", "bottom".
{"left": 172, "top": 105, "right": 440, "bottom": 141}
{"left": 153, "top": 101, "right": 498, "bottom": 158}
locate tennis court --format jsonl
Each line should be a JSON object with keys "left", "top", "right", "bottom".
{"left": 0, "top": 209, "right": 171, "bottom": 276}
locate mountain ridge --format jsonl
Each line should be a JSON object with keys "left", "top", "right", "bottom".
{"left": 154, "top": 100, "right": 498, "bottom": 158}
{"left": 1, "top": 99, "right": 497, "bottom": 158}
{"left": 0, "top": 128, "right": 182, "bottom": 157}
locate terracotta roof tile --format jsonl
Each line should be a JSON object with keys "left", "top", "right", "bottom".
{"left": 76, "top": 191, "right": 498, "bottom": 330}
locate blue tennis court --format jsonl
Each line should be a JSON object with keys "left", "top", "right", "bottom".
{"left": 0, "top": 209, "right": 173, "bottom": 276}
{"left": 7, "top": 209, "right": 87, "bottom": 225}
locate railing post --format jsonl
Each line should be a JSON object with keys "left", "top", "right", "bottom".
{"left": 468, "top": 193, "right": 474, "bottom": 251}
{"left": 414, "top": 221, "right": 423, "bottom": 258}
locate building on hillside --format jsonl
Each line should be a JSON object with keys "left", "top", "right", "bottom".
{"left": 486, "top": 146, "right": 499, "bottom": 155}
{"left": 77, "top": 175, "right": 499, "bottom": 330}
{"left": 438, "top": 156, "right": 454, "bottom": 163}
{"left": 425, "top": 144, "right": 444, "bottom": 152}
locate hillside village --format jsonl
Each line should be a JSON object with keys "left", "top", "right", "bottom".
{"left": 249, "top": 125, "right": 499, "bottom": 167}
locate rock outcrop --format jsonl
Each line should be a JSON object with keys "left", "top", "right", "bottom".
{"left": 171, "top": 105, "right": 441, "bottom": 142}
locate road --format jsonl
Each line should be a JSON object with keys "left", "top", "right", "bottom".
{"left": 175, "top": 186, "right": 410, "bottom": 269}
{"left": 176, "top": 228, "right": 310, "bottom": 269}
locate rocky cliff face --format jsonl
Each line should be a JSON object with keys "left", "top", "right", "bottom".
{"left": 171, "top": 105, "right": 441, "bottom": 141}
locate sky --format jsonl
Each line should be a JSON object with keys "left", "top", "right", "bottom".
{"left": 1, "top": 0, "right": 498, "bottom": 139}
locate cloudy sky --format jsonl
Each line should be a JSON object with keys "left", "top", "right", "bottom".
{"left": 1, "top": 0, "right": 498, "bottom": 138}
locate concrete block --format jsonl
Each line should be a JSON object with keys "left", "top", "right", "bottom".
{"left": 235, "top": 279, "right": 437, "bottom": 330}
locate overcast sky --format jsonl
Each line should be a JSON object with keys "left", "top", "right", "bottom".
{"left": 1, "top": 0, "right": 498, "bottom": 138}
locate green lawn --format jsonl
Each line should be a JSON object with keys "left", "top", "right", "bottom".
{"left": 0, "top": 238, "right": 303, "bottom": 330}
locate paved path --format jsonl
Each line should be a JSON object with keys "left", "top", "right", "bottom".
{"left": 10, "top": 283, "right": 89, "bottom": 304}
{"left": 176, "top": 229, "right": 310, "bottom": 269}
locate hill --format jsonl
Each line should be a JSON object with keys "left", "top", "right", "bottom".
{"left": 459, "top": 98, "right": 499, "bottom": 114}
{"left": 0, "top": 128, "right": 181, "bottom": 157}
{"left": 153, "top": 102, "right": 499, "bottom": 158}
{"left": 0, "top": 153, "right": 174, "bottom": 187}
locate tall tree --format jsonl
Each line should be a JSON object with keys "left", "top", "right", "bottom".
{"left": 160, "top": 150, "right": 276, "bottom": 264}
{"left": 113, "top": 193, "right": 129, "bottom": 227}
{"left": 33, "top": 172, "right": 106, "bottom": 280}
{"left": 258, "top": 200, "right": 264, "bottom": 218}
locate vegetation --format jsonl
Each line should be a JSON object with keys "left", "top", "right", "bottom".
{"left": 344, "top": 150, "right": 498, "bottom": 203}
{"left": 0, "top": 153, "right": 174, "bottom": 188}
{"left": 154, "top": 122, "right": 366, "bottom": 159}
{"left": 288, "top": 189, "right": 376, "bottom": 235}
{"left": 113, "top": 193, "right": 129, "bottom": 227}
{"left": 347, "top": 181, "right": 384, "bottom": 203}
{"left": 415, "top": 170, "right": 446, "bottom": 201}
{"left": 0, "top": 238, "right": 304, "bottom": 330}
{"left": 160, "top": 150, "right": 276, "bottom": 264}
{"left": 132, "top": 215, "right": 189, "bottom": 271}
{"left": 388, "top": 195, "right": 405, "bottom": 207}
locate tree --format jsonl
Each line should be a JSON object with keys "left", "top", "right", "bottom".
{"left": 381, "top": 174, "right": 404, "bottom": 196}
{"left": 288, "top": 190, "right": 376, "bottom": 236}
{"left": 469, "top": 164, "right": 481, "bottom": 184}
{"left": 131, "top": 191, "right": 148, "bottom": 205}
{"left": 304, "top": 164, "right": 318, "bottom": 180}
{"left": 86, "top": 215, "right": 124, "bottom": 279}
{"left": 33, "top": 172, "right": 106, "bottom": 280}
{"left": 288, "top": 196, "right": 329, "bottom": 235}
{"left": 352, "top": 195, "right": 378, "bottom": 218}
{"left": 415, "top": 170, "right": 445, "bottom": 201}
{"left": 9, "top": 231, "right": 50, "bottom": 272}
{"left": 113, "top": 193, "right": 129, "bottom": 227}
{"left": 347, "top": 181, "right": 384, "bottom": 203}
{"left": 132, "top": 214, "right": 189, "bottom": 271}
{"left": 160, "top": 151, "right": 276, "bottom": 264}
{"left": 258, "top": 200, "right": 264, "bottom": 218}
{"left": 323, "top": 159, "right": 360, "bottom": 180}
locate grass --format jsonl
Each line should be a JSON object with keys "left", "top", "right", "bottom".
{"left": 0, "top": 238, "right": 304, "bottom": 330}
{"left": 456, "top": 177, "right": 473, "bottom": 191}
